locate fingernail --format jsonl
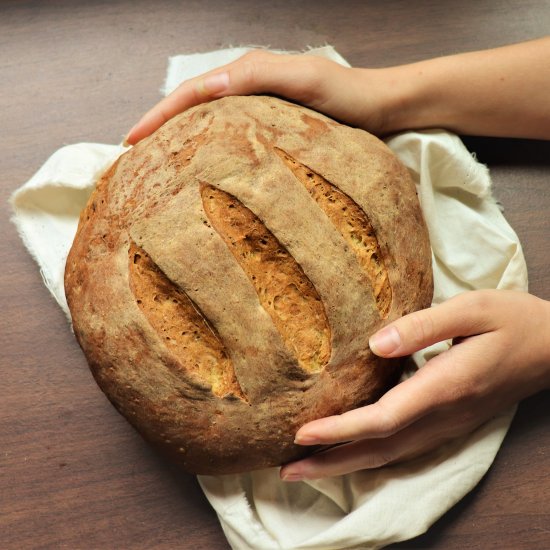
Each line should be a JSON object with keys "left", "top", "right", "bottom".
{"left": 294, "top": 433, "right": 318, "bottom": 445}
{"left": 281, "top": 472, "right": 304, "bottom": 482}
{"left": 198, "top": 72, "right": 230, "bottom": 96}
{"left": 123, "top": 124, "right": 138, "bottom": 147}
{"left": 369, "top": 326, "right": 401, "bottom": 356}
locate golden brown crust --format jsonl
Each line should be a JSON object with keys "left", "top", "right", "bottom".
{"left": 64, "top": 96, "right": 433, "bottom": 474}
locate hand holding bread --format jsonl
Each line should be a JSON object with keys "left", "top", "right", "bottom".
{"left": 281, "top": 290, "right": 550, "bottom": 480}
{"left": 105, "top": 38, "right": 550, "bottom": 478}
{"left": 126, "top": 37, "right": 550, "bottom": 145}
{"left": 125, "top": 50, "right": 400, "bottom": 144}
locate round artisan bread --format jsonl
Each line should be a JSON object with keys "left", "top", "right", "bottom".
{"left": 64, "top": 96, "right": 433, "bottom": 475}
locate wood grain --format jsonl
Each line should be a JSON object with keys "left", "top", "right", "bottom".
{"left": 1, "top": 1, "right": 549, "bottom": 548}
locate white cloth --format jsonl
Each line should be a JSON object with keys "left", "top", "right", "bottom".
{"left": 10, "top": 47, "right": 527, "bottom": 549}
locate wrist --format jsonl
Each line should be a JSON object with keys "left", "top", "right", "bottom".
{"left": 370, "top": 38, "right": 550, "bottom": 140}
{"left": 381, "top": 59, "right": 456, "bottom": 135}
{"left": 354, "top": 61, "right": 452, "bottom": 136}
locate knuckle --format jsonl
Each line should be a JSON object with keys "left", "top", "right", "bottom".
{"left": 239, "top": 59, "right": 262, "bottom": 88}
{"left": 460, "top": 290, "right": 492, "bottom": 311}
{"left": 437, "top": 366, "right": 480, "bottom": 405}
{"left": 447, "top": 380, "right": 476, "bottom": 403}
{"left": 299, "top": 55, "right": 324, "bottom": 75}
{"left": 190, "top": 83, "right": 205, "bottom": 104}
{"left": 371, "top": 449, "right": 398, "bottom": 468}
{"left": 323, "top": 415, "right": 348, "bottom": 442}
{"left": 408, "top": 310, "right": 436, "bottom": 346}
{"left": 241, "top": 49, "right": 268, "bottom": 62}
{"left": 296, "top": 57, "right": 329, "bottom": 88}
{"left": 359, "top": 439, "right": 400, "bottom": 469}
{"left": 238, "top": 50, "right": 273, "bottom": 81}
{"left": 454, "top": 408, "right": 477, "bottom": 429}
{"left": 156, "top": 105, "right": 172, "bottom": 126}
{"left": 372, "top": 402, "right": 402, "bottom": 437}
{"left": 453, "top": 290, "right": 497, "bottom": 331}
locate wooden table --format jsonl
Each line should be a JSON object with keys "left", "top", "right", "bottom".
{"left": 1, "top": 1, "right": 549, "bottom": 548}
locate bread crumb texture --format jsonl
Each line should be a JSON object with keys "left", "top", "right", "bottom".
{"left": 64, "top": 96, "right": 433, "bottom": 474}
{"left": 274, "top": 147, "right": 392, "bottom": 317}
{"left": 128, "top": 241, "right": 245, "bottom": 400}
{"left": 200, "top": 183, "right": 331, "bottom": 373}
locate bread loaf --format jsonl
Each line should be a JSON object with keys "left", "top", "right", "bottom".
{"left": 64, "top": 96, "right": 433, "bottom": 475}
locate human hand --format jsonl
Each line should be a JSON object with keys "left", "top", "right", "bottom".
{"left": 124, "top": 50, "right": 406, "bottom": 145}
{"left": 280, "top": 290, "right": 550, "bottom": 481}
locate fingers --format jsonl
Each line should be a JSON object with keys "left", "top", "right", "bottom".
{"left": 369, "top": 290, "right": 498, "bottom": 358}
{"left": 128, "top": 69, "right": 232, "bottom": 143}
{"left": 125, "top": 51, "right": 339, "bottom": 145}
{"left": 125, "top": 65, "right": 233, "bottom": 145}
{"left": 281, "top": 409, "right": 480, "bottom": 480}
{"left": 294, "top": 392, "right": 417, "bottom": 446}
{"left": 281, "top": 290, "right": 549, "bottom": 480}
{"left": 293, "top": 362, "right": 440, "bottom": 446}
{"left": 294, "top": 328, "right": 494, "bottom": 446}
{"left": 205, "top": 52, "right": 328, "bottom": 102}
{"left": 282, "top": 435, "right": 422, "bottom": 481}
{"left": 281, "top": 440, "right": 393, "bottom": 481}
{"left": 283, "top": 347, "right": 497, "bottom": 481}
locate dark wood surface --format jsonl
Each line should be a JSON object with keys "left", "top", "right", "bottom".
{"left": 1, "top": 1, "right": 549, "bottom": 548}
